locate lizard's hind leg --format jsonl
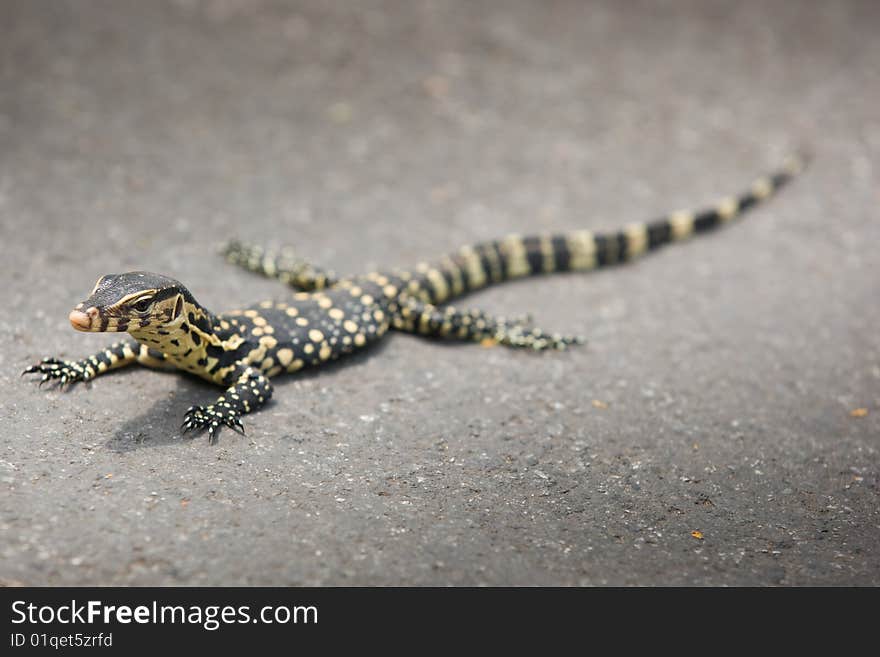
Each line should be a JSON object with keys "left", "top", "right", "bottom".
{"left": 221, "top": 240, "right": 338, "bottom": 291}
{"left": 393, "top": 297, "right": 584, "bottom": 351}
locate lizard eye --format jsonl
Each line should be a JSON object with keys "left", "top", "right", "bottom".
{"left": 132, "top": 298, "right": 152, "bottom": 313}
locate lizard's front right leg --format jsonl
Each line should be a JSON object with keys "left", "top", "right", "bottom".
{"left": 22, "top": 340, "right": 162, "bottom": 387}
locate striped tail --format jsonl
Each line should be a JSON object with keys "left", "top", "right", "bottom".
{"left": 402, "top": 153, "right": 808, "bottom": 305}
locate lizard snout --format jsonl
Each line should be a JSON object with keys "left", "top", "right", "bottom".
{"left": 69, "top": 308, "right": 97, "bottom": 331}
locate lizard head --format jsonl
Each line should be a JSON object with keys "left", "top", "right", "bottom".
{"left": 69, "top": 271, "right": 190, "bottom": 333}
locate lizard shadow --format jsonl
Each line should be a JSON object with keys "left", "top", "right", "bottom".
{"left": 105, "top": 337, "right": 392, "bottom": 452}
{"left": 105, "top": 384, "right": 200, "bottom": 452}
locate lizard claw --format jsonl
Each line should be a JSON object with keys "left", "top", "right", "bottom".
{"left": 23, "top": 357, "right": 89, "bottom": 389}
{"left": 181, "top": 405, "right": 245, "bottom": 443}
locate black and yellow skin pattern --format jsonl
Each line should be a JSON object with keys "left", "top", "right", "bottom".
{"left": 24, "top": 155, "right": 805, "bottom": 442}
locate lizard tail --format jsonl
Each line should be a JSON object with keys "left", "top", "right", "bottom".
{"left": 400, "top": 152, "right": 809, "bottom": 305}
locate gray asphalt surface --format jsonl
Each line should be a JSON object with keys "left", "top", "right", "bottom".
{"left": 1, "top": 0, "right": 878, "bottom": 586}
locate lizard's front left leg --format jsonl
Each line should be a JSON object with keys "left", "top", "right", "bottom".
{"left": 22, "top": 339, "right": 140, "bottom": 387}
{"left": 181, "top": 365, "right": 273, "bottom": 444}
